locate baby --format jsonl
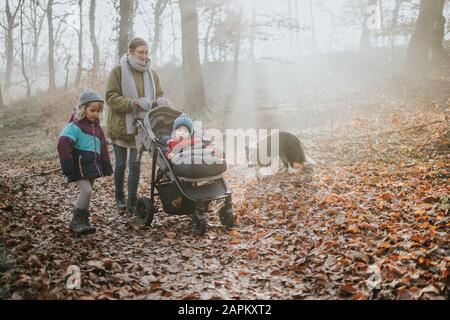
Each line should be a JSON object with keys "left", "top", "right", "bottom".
{"left": 163, "top": 113, "right": 200, "bottom": 160}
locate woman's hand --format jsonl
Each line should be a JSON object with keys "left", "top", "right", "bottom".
{"left": 156, "top": 97, "right": 170, "bottom": 107}
{"left": 136, "top": 97, "right": 153, "bottom": 111}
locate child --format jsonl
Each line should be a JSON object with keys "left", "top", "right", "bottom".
{"left": 163, "top": 113, "right": 200, "bottom": 160}
{"left": 162, "top": 114, "right": 197, "bottom": 209}
{"left": 57, "top": 90, "right": 113, "bottom": 235}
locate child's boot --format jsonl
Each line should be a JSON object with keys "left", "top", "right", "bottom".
{"left": 69, "top": 208, "right": 89, "bottom": 234}
{"left": 80, "top": 209, "right": 96, "bottom": 234}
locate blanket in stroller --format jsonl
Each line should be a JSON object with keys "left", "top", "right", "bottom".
{"left": 167, "top": 138, "right": 226, "bottom": 179}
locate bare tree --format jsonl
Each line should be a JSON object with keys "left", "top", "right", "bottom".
{"left": 389, "top": 0, "right": 404, "bottom": 55}
{"left": 47, "top": 0, "right": 56, "bottom": 91}
{"left": 376, "top": 0, "right": 384, "bottom": 46}
{"left": 200, "top": 0, "right": 227, "bottom": 63}
{"left": 429, "top": 0, "right": 447, "bottom": 62}
{"left": 74, "top": 0, "right": 83, "bottom": 91}
{"left": 390, "top": 0, "right": 403, "bottom": 39}
{"left": 118, "top": 0, "right": 134, "bottom": 60}
{"left": 25, "top": 0, "right": 46, "bottom": 67}
{"left": 2, "top": 0, "right": 22, "bottom": 95}
{"left": 0, "top": 82, "right": 3, "bottom": 107}
{"left": 294, "top": 0, "right": 300, "bottom": 55}
{"left": 179, "top": 0, "right": 206, "bottom": 116}
{"left": 151, "top": 0, "right": 169, "bottom": 63}
{"left": 360, "top": 0, "right": 378, "bottom": 50}
{"left": 64, "top": 55, "right": 72, "bottom": 91}
{"left": 19, "top": 1, "right": 31, "bottom": 98}
{"left": 309, "top": 0, "right": 317, "bottom": 51}
{"left": 249, "top": 1, "right": 257, "bottom": 61}
{"left": 202, "top": 0, "right": 227, "bottom": 64}
{"left": 203, "top": 6, "right": 216, "bottom": 63}
{"left": 226, "top": 0, "right": 244, "bottom": 107}
{"left": 233, "top": 2, "right": 244, "bottom": 65}
{"left": 287, "top": 0, "right": 293, "bottom": 50}
{"left": 89, "top": 0, "right": 100, "bottom": 86}
{"left": 401, "top": 0, "right": 447, "bottom": 78}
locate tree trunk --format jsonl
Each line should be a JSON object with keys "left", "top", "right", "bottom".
{"left": 203, "top": 6, "right": 217, "bottom": 64}
{"left": 360, "top": 0, "right": 378, "bottom": 51}
{"left": 151, "top": 0, "right": 168, "bottom": 63}
{"left": 4, "top": 0, "right": 21, "bottom": 95}
{"left": 232, "top": 2, "right": 244, "bottom": 74}
{"left": 89, "top": 0, "right": 100, "bottom": 86}
{"left": 294, "top": 0, "right": 300, "bottom": 55}
{"left": 225, "top": 1, "right": 244, "bottom": 108}
{"left": 29, "top": 0, "right": 46, "bottom": 67}
{"left": 249, "top": 1, "right": 257, "bottom": 62}
{"left": 288, "top": 0, "right": 293, "bottom": 50}
{"left": 64, "top": 55, "right": 72, "bottom": 91}
{"left": 47, "top": 0, "right": 56, "bottom": 91}
{"left": 20, "top": 2, "right": 31, "bottom": 98}
{"left": 75, "top": 0, "right": 83, "bottom": 92}
{"left": 179, "top": 0, "right": 206, "bottom": 117}
{"left": 309, "top": 0, "right": 317, "bottom": 51}
{"left": 429, "top": 0, "right": 447, "bottom": 62}
{"left": 0, "top": 83, "right": 3, "bottom": 107}
{"left": 118, "top": 0, "right": 134, "bottom": 61}
{"left": 376, "top": 0, "right": 384, "bottom": 46}
{"left": 390, "top": 0, "right": 403, "bottom": 47}
{"left": 152, "top": 1, "right": 161, "bottom": 62}
{"left": 401, "top": 0, "right": 447, "bottom": 78}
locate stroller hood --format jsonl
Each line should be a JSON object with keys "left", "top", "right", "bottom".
{"left": 143, "top": 106, "right": 183, "bottom": 139}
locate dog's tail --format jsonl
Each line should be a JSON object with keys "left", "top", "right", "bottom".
{"left": 305, "top": 155, "right": 317, "bottom": 165}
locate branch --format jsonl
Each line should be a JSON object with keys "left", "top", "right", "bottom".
{"left": 12, "top": 0, "right": 23, "bottom": 20}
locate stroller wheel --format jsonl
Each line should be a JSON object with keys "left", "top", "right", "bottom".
{"left": 219, "top": 207, "right": 234, "bottom": 229}
{"left": 136, "top": 197, "right": 155, "bottom": 226}
{"left": 191, "top": 211, "right": 206, "bottom": 236}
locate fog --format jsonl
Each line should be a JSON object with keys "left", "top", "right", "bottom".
{"left": 1, "top": 0, "right": 449, "bottom": 301}
{"left": 1, "top": 0, "right": 449, "bottom": 131}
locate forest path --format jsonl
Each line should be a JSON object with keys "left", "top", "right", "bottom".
{"left": 0, "top": 82, "right": 448, "bottom": 300}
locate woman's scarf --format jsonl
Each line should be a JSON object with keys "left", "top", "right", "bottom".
{"left": 120, "top": 53, "right": 155, "bottom": 134}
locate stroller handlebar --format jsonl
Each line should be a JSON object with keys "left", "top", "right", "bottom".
{"left": 133, "top": 99, "right": 161, "bottom": 126}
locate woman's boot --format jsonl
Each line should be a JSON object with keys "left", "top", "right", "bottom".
{"left": 126, "top": 197, "right": 137, "bottom": 214}
{"left": 116, "top": 194, "right": 127, "bottom": 213}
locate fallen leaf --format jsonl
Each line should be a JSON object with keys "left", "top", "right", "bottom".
{"left": 87, "top": 260, "right": 105, "bottom": 270}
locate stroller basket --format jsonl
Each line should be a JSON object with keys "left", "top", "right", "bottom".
{"left": 156, "top": 181, "right": 195, "bottom": 215}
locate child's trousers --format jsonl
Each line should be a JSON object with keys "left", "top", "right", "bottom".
{"left": 76, "top": 179, "right": 95, "bottom": 210}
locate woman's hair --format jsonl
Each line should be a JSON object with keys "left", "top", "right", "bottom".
{"left": 74, "top": 102, "right": 104, "bottom": 120}
{"left": 128, "top": 37, "right": 148, "bottom": 51}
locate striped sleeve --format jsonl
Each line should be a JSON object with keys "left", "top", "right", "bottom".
{"left": 57, "top": 123, "right": 78, "bottom": 176}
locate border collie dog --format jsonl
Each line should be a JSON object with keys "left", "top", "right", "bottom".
{"left": 245, "top": 131, "right": 307, "bottom": 180}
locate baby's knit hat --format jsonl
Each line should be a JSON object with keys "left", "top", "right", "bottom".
{"left": 173, "top": 114, "right": 193, "bottom": 134}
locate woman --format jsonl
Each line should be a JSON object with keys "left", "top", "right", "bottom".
{"left": 105, "top": 37, "right": 164, "bottom": 213}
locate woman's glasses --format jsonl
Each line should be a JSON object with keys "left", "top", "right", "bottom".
{"left": 135, "top": 49, "right": 150, "bottom": 56}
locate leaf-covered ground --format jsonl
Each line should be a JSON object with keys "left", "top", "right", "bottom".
{"left": 0, "top": 83, "right": 448, "bottom": 300}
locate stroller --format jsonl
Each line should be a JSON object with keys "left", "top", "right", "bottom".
{"left": 133, "top": 106, "right": 234, "bottom": 236}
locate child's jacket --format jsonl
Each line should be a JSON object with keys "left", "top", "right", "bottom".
{"left": 57, "top": 118, "right": 113, "bottom": 182}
